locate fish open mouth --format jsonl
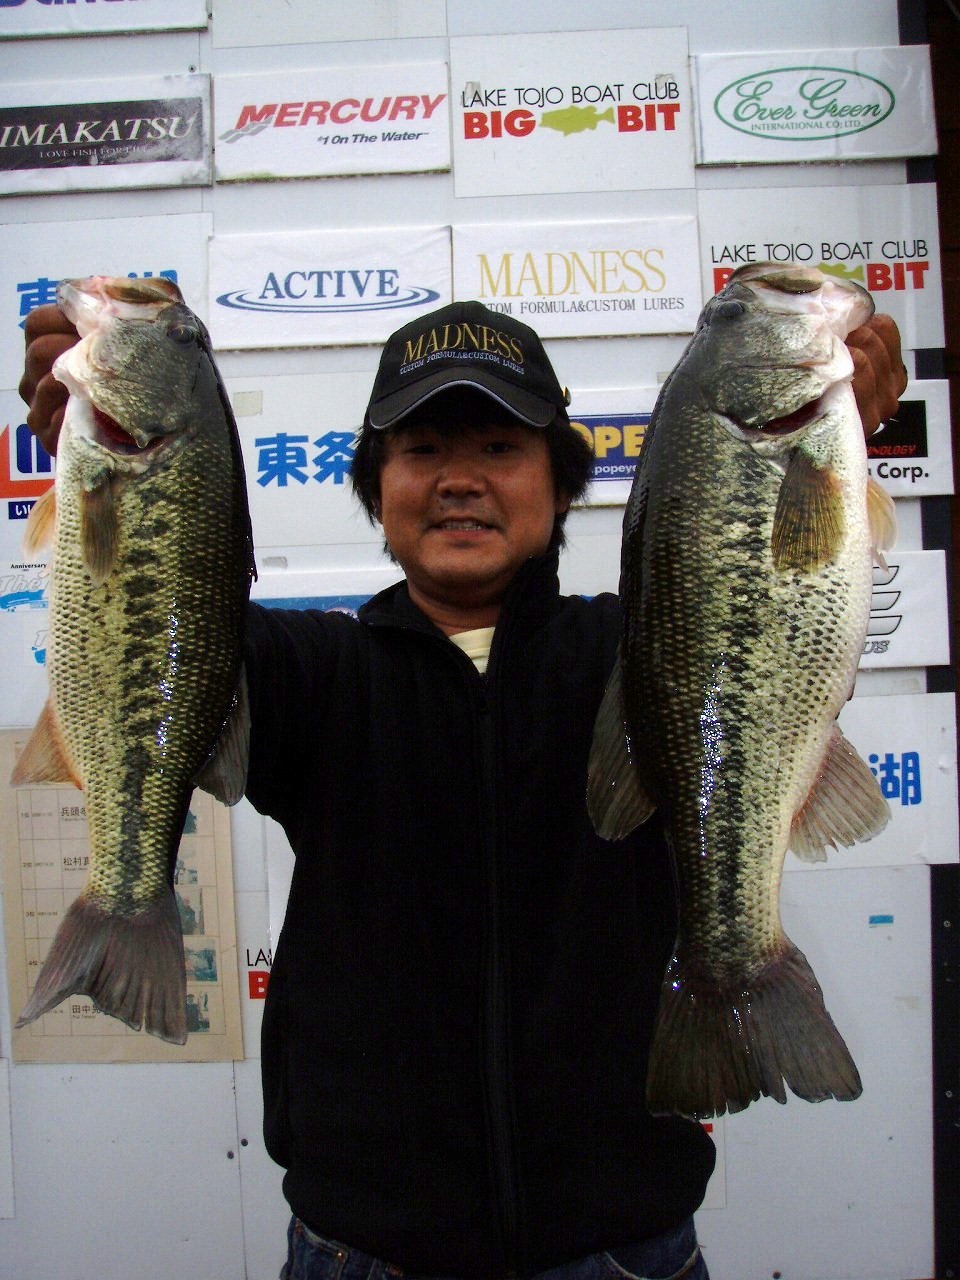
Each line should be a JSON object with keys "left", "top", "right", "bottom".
{"left": 751, "top": 394, "right": 826, "bottom": 438}
{"left": 90, "top": 406, "right": 163, "bottom": 455}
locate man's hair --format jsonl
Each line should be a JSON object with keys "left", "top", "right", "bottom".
{"left": 350, "top": 388, "right": 595, "bottom": 552}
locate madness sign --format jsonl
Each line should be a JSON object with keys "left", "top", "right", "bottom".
{"left": 449, "top": 27, "right": 694, "bottom": 197}
{"left": 453, "top": 218, "right": 702, "bottom": 338}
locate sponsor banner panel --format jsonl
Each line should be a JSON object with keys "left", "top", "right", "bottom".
{"left": 453, "top": 219, "right": 702, "bottom": 339}
{"left": 0, "top": 389, "right": 54, "bottom": 565}
{"left": 785, "top": 692, "right": 958, "bottom": 870}
{"left": 224, "top": 372, "right": 384, "bottom": 550}
{"left": 567, "top": 387, "right": 660, "bottom": 506}
{"left": 211, "top": 0, "right": 445, "bottom": 50}
{"left": 0, "top": 75, "right": 211, "bottom": 194}
{"left": 208, "top": 226, "right": 452, "bottom": 350}
{"left": 214, "top": 62, "right": 451, "bottom": 182}
{"left": 698, "top": 183, "right": 944, "bottom": 349}
{"left": 0, "top": 0, "right": 207, "bottom": 40}
{"left": 0, "top": 554, "right": 48, "bottom": 731}
{"left": 0, "top": 212, "right": 211, "bottom": 390}
{"left": 867, "top": 380, "right": 952, "bottom": 498}
{"left": 862, "top": 548, "right": 948, "bottom": 670}
{"left": 449, "top": 28, "right": 694, "bottom": 197}
{"left": 693, "top": 45, "right": 936, "bottom": 165}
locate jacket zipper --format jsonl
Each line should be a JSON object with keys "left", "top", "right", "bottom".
{"left": 475, "top": 683, "right": 519, "bottom": 1269}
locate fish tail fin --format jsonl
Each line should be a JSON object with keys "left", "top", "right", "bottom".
{"left": 645, "top": 940, "right": 862, "bottom": 1119}
{"left": 16, "top": 891, "right": 187, "bottom": 1045}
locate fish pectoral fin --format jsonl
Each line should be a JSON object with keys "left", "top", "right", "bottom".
{"left": 789, "top": 724, "right": 891, "bottom": 862}
{"left": 23, "top": 486, "right": 56, "bottom": 554}
{"left": 80, "top": 478, "right": 119, "bottom": 586}
{"left": 10, "top": 699, "right": 81, "bottom": 788}
{"left": 194, "top": 667, "right": 250, "bottom": 806}
{"left": 771, "top": 450, "right": 845, "bottom": 573}
{"left": 587, "top": 656, "right": 656, "bottom": 840}
{"left": 867, "top": 474, "right": 898, "bottom": 570}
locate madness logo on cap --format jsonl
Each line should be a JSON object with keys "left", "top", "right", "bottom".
{"left": 400, "top": 320, "right": 527, "bottom": 376}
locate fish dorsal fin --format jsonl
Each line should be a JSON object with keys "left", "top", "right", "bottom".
{"left": 789, "top": 723, "right": 890, "bottom": 862}
{"left": 195, "top": 668, "right": 250, "bottom": 806}
{"left": 11, "top": 698, "right": 81, "bottom": 788}
{"left": 23, "top": 487, "right": 56, "bottom": 555}
{"left": 771, "top": 450, "right": 845, "bottom": 573}
{"left": 867, "top": 474, "right": 898, "bottom": 570}
{"left": 80, "top": 480, "right": 119, "bottom": 586}
{"left": 587, "top": 655, "right": 656, "bottom": 841}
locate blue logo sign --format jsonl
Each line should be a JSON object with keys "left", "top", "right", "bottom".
{"left": 217, "top": 269, "right": 440, "bottom": 315}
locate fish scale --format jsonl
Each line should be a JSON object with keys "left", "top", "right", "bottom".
{"left": 588, "top": 263, "right": 896, "bottom": 1118}
{"left": 12, "top": 276, "right": 254, "bottom": 1044}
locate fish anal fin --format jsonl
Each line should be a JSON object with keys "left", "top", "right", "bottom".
{"left": 23, "top": 487, "right": 56, "bottom": 555}
{"left": 789, "top": 724, "right": 891, "bottom": 862}
{"left": 15, "top": 890, "right": 187, "bottom": 1045}
{"left": 645, "top": 939, "right": 862, "bottom": 1120}
{"left": 867, "top": 474, "right": 898, "bottom": 570}
{"left": 195, "top": 668, "right": 250, "bottom": 806}
{"left": 772, "top": 450, "right": 845, "bottom": 573}
{"left": 11, "top": 699, "right": 80, "bottom": 788}
{"left": 80, "top": 479, "right": 119, "bottom": 586}
{"left": 587, "top": 656, "right": 656, "bottom": 841}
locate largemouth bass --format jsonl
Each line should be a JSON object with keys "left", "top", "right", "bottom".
{"left": 588, "top": 263, "right": 897, "bottom": 1119}
{"left": 12, "top": 276, "right": 255, "bottom": 1044}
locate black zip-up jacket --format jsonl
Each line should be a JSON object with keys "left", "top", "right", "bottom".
{"left": 245, "top": 553, "right": 715, "bottom": 1278}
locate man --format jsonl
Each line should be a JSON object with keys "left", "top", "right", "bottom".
{"left": 20, "top": 298, "right": 906, "bottom": 1280}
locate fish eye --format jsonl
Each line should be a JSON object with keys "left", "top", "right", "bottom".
{"left": 714, "top": 300, "right": 746, "bottom": 320}
{"left": 167, "top": 323, "right": 198, "bottom": 345}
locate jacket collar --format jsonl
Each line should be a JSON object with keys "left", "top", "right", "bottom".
{"left": 358, "top": 551, "right": 562, "bottom": 637}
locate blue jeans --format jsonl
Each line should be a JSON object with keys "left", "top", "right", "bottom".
{"left": 280, "top": 1214, "right": 709, "bottom": 1280}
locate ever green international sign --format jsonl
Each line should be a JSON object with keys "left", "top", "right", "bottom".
{"left": 693, "top": 45, "right": 935, "bottom": 164}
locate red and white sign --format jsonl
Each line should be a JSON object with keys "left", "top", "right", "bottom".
{"left": 214, "top": 63, "right": 451, "bottom": 181}
{"left": 449, "top": 28, "right": 694, "bottom": 197}
{"left": 698, "top": 183, "right": 944, "bottom": 349}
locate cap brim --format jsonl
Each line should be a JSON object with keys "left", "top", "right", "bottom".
{"left": 367, "top": 367, "right": 558, "bottom": 429}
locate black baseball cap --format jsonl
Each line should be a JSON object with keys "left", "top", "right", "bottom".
{"left": 365, "top": 300, "right": 571, "bottom": 429}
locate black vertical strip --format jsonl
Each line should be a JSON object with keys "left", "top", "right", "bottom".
{"left": 931, "top": 863, "right": 959, "bottom": 1279}
{"left": 901, "top": 10, "right": 958, "bottom": 1277}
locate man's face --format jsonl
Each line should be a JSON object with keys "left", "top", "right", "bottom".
{"left": 377, "top": 411, "right": 568, "bottom": 629}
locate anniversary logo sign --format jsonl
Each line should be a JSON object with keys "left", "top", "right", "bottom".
{"left": 0, "top": 74, "right": 211, "bottom": 194}
{"left": 0, "top": 0, "right": 207, "bottom": 40}
{"left": 693, "top": 45, "right": 936, "bottom": 164}
{"left": 698, "top": 183, "right": 945, "bottom": 350}
{"left": 214, "top": 62, "right": 451, "bottom": 182}
{"left": 453, "top": 218, "right": 702, "bottom": 339}
{"left": 208, "top": 225, "right": 452, "bottom": 349}
{"left": 449, "top": 27, "right": 694, "bottom": 197}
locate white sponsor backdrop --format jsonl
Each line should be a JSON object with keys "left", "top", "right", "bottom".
{"left": 0, "top": 4, "right": 951, "bottom": 1280}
